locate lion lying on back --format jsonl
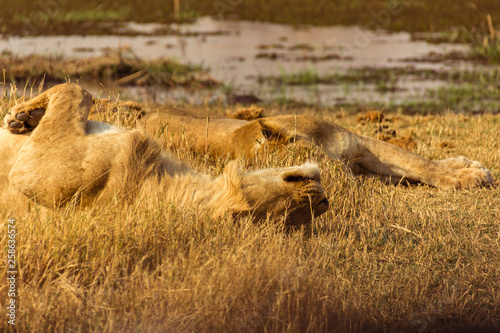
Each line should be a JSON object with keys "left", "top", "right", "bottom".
{"left": 0, "top": 84, "right": 328, "bottom": 226}
{"left": 139, "top": 106, "right": 494, "bottom": 190}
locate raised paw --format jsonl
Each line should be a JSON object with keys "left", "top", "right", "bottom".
{"left": 435, "top": 157, "right": 494, "bottom": 190}
{"left": 4, "top": 104, "right": 46, "bottom": 134}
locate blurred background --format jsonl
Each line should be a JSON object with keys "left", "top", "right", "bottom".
{"left": 1, "top": 0, "right": 500, "bottom": 113}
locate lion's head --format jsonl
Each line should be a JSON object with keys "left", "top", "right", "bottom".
{"left": 235, "top": 162, "right": 329, "bottom": 226}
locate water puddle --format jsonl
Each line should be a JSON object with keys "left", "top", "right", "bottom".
{"left": 1, "top": 16, "right": 473, "bottom": 107}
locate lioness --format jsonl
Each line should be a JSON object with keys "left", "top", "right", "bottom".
{"left": 139, "top": 107, "right": 494, "bottom": 190}
{"left": 0, "top": 83, "right": 328, "bottom": 226}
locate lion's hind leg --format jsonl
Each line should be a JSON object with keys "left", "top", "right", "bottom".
{"left": 5, "top": 101, "right": 46, "bottom": 134}
{"left": 354, "top": 134, "right": 494, "bottom": 190}
{"left": 433, "top": 157, "right": 493, "bottom": 190}
{"left": 5, "top": 83, "right": 92, "bottom": 137}
{"left": 8, "top": 83, "right": 95, "bottom": 207}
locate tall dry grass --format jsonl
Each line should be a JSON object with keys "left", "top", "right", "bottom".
{"left": 1, "top": 96, "right": 499, "bottom": 332}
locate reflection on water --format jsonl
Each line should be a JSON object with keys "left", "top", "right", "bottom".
{"left": 1, "top": 16, "right": 469, "bottom": 106}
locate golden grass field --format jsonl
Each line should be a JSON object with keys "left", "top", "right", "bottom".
{"left": 1, "top": 91, "right": 500, "bottom": 332}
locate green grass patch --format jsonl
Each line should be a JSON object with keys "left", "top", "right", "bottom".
{"left": 258, "top": 66, "right": 500, "bottom": 113}
{"left": 470, "top": 38, "right": 500, "bottom": 64}
{"left": 2, "top": 0, "right": 500, "bottom": 35}
{"left": 260, "top": 67, "right": 500, "bottom": 86}
{"left": 55, "top": 6, "right": 131, "bottom": 23}
{"left": 0, "top": 48, "right": 217, "bottom": 88}
{"left": 12, "top": 6, "right": 130, "bottom": 24}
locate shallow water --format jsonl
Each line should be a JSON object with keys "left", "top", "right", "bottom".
{"left": 1, "top": 17, "right": 470, "bottom": 106}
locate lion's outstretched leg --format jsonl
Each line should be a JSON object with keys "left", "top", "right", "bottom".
{"left": 255, "top": 115, "right": 493, "bottom": 190}
{"left": 353, "top": 135, "right": 493, "bottom": 190}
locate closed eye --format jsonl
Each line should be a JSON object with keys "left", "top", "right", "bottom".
{"left": 283, "top": 174, "right": 314, "bottom": 182}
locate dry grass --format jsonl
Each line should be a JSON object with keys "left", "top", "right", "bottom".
{"left": 1, "top": 95, "right": 500, "bottom": 332}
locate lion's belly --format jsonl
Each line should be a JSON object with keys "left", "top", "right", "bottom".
{"left": 85, "top": 120, "right": 124, "bottom": 135}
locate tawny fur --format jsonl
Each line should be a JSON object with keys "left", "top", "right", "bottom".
{"left": 139, "top": 107, "right": 494, "bottom": 190}
{"left": 1, "top": 84, "right": 328, "bottom": 226}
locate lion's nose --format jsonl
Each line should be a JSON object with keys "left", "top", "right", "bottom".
{"left": 319, "top": 198, "right": 329, "bottom": 207}
{"left": 313, "top": 196, "right": 329, "bottom": 216}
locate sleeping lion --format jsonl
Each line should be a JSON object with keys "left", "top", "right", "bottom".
{"left": 0, "top": 83, "right": 329, "bottom": 226}
{"left": 139, "top": 106, "right": 494, "bottom": 190}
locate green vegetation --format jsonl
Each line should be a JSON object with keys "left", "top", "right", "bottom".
{"left": 258, "top": 66, "right": 500, "bottom": 114}
{"left": 2, "top": 0, "right": 500, "bottom": 34}
{"left": 260, "top": 66, "right": 500, "bottom": 86}
{"left": 472, "top": 42, "right": 500, "bottom": 63}
{"left": 55, "top": 6, "right": 131, "bottom": 23}
{"left": 468, "top": 14, "right": 500, "bottom": 63}
{"left": 470, "top": 35, "right": 500, "bottom": 64}
{"left": 1, "top": 94, "right": 499, "bottom": 331}
{"left": 416, "top": 16, "right": 500, "bottom": 64}
{"left": 13, "top": 6, "right": 130, "bottom": 24}
{"left": 0, "top": 49, "right": 217, "bottom": 88}
{"left": 430, "top": 84, "right": 500, "bottom": 105}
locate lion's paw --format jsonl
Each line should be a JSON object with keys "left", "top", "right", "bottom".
{"left": 4, "top": 104, "right": 46, "bottom": 134}
{"left": 435, "top": 157, "right": 493, "bottom": 190}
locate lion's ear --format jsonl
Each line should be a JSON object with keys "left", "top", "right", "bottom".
{"left": 258, "top": 119, "right": 295, "bottom": 143}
